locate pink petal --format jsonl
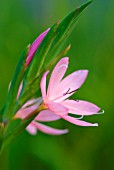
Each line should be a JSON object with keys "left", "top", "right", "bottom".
{"left": 53, "top": 70, "right": 88, "bottom": 102}
{"left": 22, "top": 98, "right": 42, "bottom": 109}
{"left": 26, "top": 28, "right": 50, "bottom": 66}
{"left": 35, "top": 109, "right": 60, "bottom": 122}
{"left": 16, "top": 104, "right": 37, "bottom": 119}
{"left": 47, "top": 57, "right": 69, "bottom": 100}
{"left": 15, "top": 98, "right": 41, "bottom": 119}
{"left": 40, "top": 71, "right": 49, "bottom": 100}
{"left": 17, "top": 83, "right": 23, "bottom": 99}
{"left": 32, "top": 122, "right": 69, "bottom": 135}
{"left": 9, "top": 81, "right": 23, "bottom": 99}
{"left": 62, "top": 99, "right": 100, "bottom": 115}
{"left": 62, "top": 115, "right": 98, "bottom": 126}
{"left": 26, "top": 123, "right": 37, "bottom": 135}
{"left": 47, "top": 101, "right": 68, "bottom": 116}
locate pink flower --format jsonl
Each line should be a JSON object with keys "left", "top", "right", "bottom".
{"left": 40, "top": 57, "right": 101, "bottom": 128}
{"left": 15, "top": 57, "right": 101, "bottom": 136}
{"left": 26, "top": 28, "right": 50, "bottom": 67}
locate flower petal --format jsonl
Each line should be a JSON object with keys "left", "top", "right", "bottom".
{"left": 15, "top": 98, "right": 42, "bottom": 119}
{"left": 40, "top": 71, "right": 49, "bottom": 100}
{"left": 53, "top": 70, "right": 88, "bottom": 102}
{"left": 47, "top": 101, "right": 68, "bottom": 116}
{"left": 26, "top": 28, "right": 50, "bottom": 66}
{"left": 22, "top": 98, "right": 42, "bottom": 109}
{"left": 62, "top": 99, "right": 100, "bottom": 115}
{"left": 62, "top": 115, "right": 98, "bottom": 126}
{"left": 47, "top": 57, "right": 69, "bottom": 100}
{"left": 26, "top": 123, "right": 37, "bottom": 135}
{"left": 15, "top": 104, "right": 37, "bottom": 119}
{"left": 9, "top": 81, "right": 23, "bottom": 99}
{"left": 35, "top": 109, "right": 60, "bottom": 122}
{"left": 32, "top": 122, "right": 69, "bottom": 135}
{"left": 17, "top": 83, "right": 23, "bottom": 99}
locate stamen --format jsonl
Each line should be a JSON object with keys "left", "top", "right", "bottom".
{"left": 76, "top": 115, "right": 84, "bottom": 120}
{"left": 98, "top": 110, "right": 104, "bottom": 114}
{"left": 63, "top": 88, "right": 70, "bottom": 96}
{"left": 52, "top": 88, "right": 79, "bottom": 102}
{"left": 63, "top": 88, "right": 79, "bottom": 96}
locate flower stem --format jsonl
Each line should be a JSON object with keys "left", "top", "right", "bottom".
{"left": 0, "top": 147, "right": 9, "bottom": 170}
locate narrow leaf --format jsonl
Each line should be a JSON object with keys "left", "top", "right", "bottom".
{"left": 3, "top": 46, "right": 29, "bottom": 119}
{"left": 44, "top": 0, "right": 92, "bottom": 64}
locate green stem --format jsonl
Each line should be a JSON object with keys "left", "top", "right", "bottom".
{"left": 0, "top": 148, "right": 9, "bottom": 170}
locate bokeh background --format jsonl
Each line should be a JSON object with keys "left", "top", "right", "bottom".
{"left": 0, "top": 0, "right": 113, "bottom": 169}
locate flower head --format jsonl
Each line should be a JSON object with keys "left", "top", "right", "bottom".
{"left": 15, "top": 57, "right": 101, "bottom": 136}
{"left": 40, "top": 57, "right": 101, "bottom": 128}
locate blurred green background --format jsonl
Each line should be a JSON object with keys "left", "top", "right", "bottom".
{"left": 0, "top": 0, "right": 113, "bottom": 169}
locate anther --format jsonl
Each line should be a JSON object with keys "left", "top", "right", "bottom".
{"left": 63, "top": 88, "right": 70, "bottom": 96}
{"left": 63, "top": 88, "right": 79, "bottom": 96}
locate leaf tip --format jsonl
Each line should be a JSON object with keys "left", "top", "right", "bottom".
{"left": 84, "top": 0, "right": 93, "bottom": 6}
{"left": 67, "top": 44, "right": 71, "bottom": 51}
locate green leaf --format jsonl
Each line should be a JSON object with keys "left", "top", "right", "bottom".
{"left": 44, "top": 0, "right": 92, "bottom": 64}
{"left": 0, "top": 119, "right": 22, "bottom": 152}
{"left": 3, "top": 46, "right": 29, "bottom": 120}
{"left": 0, "top": 106, "right": 5, "bottom": 122}
{"left": 43, "top": 44, "right": 71, "bottom": 73}
{"left": 4, "top": 119, "right": 22, "bottom": 137}
{"left": 1, "top": 114, "right": 38, "bottom": 151}
{"left": 0, "top": 123, "right": 4, "bottom": 151}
